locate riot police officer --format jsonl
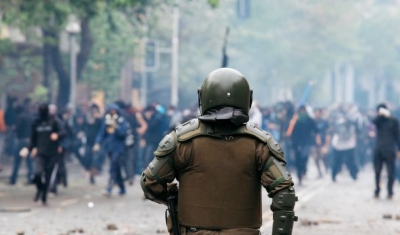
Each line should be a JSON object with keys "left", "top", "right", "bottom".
{"left": 141, "top": 68, "right": 297, "bottom": 235}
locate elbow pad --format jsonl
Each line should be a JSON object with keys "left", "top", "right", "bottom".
{"left": 141, "top": 132, "right": 177, "bottom": 205}
{"left": 263, "top": 157, "right": 292, "bottom": 194}
{"left": 140, "top": 156, "right": 172, "bottom": 205}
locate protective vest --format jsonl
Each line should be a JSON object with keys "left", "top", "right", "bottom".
{"left": 159, "top": 119, "right": 284, "bottom": 229}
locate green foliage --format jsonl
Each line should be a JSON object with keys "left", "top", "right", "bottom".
{"left": 81, "top": 10, "right": 137, "bottom": 99}
{"left": 29, "top": 84, "right": 49, "bottom": 103}
{"left": 173, "top": 1, "right": 400, "bottom": 106}
{"left": 207, "top": 0, "right": 219, "bottom": 8}
{"left": 0, "top": 55, "right": 40, "bottom": 95}
{"left": 2, "top": 0, "right": 399, "bottom": 107}
{"left": 0, "top": 39, "right": 15, "bottom": 54}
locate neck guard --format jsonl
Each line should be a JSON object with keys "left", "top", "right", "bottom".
{"left": 198, "top": 106, "right": 249, "bottom": 126}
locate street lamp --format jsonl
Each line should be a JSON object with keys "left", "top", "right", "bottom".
{"left": 65, "top": 18, "right": 81, "bottom": 112}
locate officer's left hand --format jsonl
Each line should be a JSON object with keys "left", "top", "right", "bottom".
{"left": 50, "top": 133, "right": 59, "bottom": 141}
{"left": 167, "top": 183, "right": 179, "bottom": 194}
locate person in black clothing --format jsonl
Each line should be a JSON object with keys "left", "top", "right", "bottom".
{"left": 20, "top": 103, "right": 65, "bottom": 205}
{"left": 313, "top": 108, "right": 330, "bottom": 177}
{"left": 142, "top": 105, "right": 164, "bottom": 171}
{"left": 60, "top": 108, "right": 86, "bottom": 169}
{"left": 9, "top": 105, "right": 34, "bottom": 185}
{"left": 372, "top": 104, "right": 400, "bottom": 199}
{"left": 291, "top": 106, "right": 320, "bottom": 185}
{"left": 48, "top": 104, "right": 68, "bottom": 194}
{"left": 84, "top": 104, "right": 103, "bottom": 184}
{"left": 121, "top": 104, "right": 137, "bottom": 185}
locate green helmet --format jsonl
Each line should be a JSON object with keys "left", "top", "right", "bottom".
{"left": 198, "top": 68, "right": 253, "bottom": 114}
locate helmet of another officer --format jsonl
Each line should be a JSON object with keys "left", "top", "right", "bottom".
{"left": 198, "top": 68, "right": 253, "bottom": 114}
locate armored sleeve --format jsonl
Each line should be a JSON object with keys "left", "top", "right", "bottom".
{"left": 256, "top": 140, "right": 298, "bottom": 235}
{"left": 140, "top": 131, "right": 178, "bottom": 205}
{"left": 256, "top": 141, "right": 293, "bottom": 196}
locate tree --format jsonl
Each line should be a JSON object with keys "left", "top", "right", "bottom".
{"left": 1, "top": 0, "right": 148, "bottom": 107}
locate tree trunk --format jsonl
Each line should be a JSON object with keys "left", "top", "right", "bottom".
{"left": 42, "top": 30, "right": 53, "bottom": 102}
{"left": 77, "top": 18, "right": 93, "bottom": 81}
{"left": 45, "top": 29, "right": 70, "bottom": 109}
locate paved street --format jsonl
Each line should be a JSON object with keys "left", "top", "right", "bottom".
{"left": 0, "top": 160, "right": 400, "bottom": 235}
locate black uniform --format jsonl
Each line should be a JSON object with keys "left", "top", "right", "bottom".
{"left": 29, "top": 104, "right": 65, "bottom": 204}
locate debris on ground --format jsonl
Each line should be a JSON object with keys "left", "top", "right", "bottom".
{"left": 107, "top": 224, "right": 118, "bottom": 231}
{"left": 383, "top": 214, "right": 393, "bottom": 220}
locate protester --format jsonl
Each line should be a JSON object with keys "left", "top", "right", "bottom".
{"left": 372, "top": 104, "right": 400, "bottom": 199}
{"left": 94, "top": 103, "right": 129, "bottom": 197}
{"left": 20, "top": 103, "right": 65, "bottom": 205}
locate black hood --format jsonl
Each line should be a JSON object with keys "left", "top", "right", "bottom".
{"left": 38, "top": 103, "right": 49, "bottom": 121}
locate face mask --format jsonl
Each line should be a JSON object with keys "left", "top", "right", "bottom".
{"left": 298, "top": 113, "right": 308, "bottom": 121}
{"left": 39, "top": 105, "right": 49, "bottom": 120}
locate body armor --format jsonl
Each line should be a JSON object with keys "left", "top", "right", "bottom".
{"left": 141, "top": 119, "right": 297, "bottom": 234}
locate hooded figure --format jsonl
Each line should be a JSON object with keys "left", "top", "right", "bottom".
{"left": 290, "top": 105, "right": 319, "bottom": 185}
{"left": 24, "top": 103, "right": 65, "bottom": 205}
{"left": 94, "top": 103, "right": 128, "bottom": 196}
{"left": 372, "top": 103, "right": 400, "bottom": 199}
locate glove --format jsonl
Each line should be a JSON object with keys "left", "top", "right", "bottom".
{"left": 93, "top": 143, "right": 101, "bottom": 153}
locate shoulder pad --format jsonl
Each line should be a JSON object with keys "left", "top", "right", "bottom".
{"left": 245, "top": 122, "right": 269, "bottom": 142}
{"left": 175, "top": 118, "right": 202, "bottom": 141}
{"left": 154, "top": 131, "right": 178, "bottom": 157}
{"left": 245, "top": 122, "right": 286, "bottom": 162}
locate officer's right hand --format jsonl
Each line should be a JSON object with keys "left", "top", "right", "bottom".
{"left": 92, "top": 144, "right": 100, "bottom": 153}
{"left": 19, "top": 147, "right": 29, "bottom": 158}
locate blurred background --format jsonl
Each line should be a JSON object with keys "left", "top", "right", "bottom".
{"left": 1, "top": 0, "right": 400, "bottom": 109}
{"left": 1, "top": 1, "right": 400, "bottom": 235}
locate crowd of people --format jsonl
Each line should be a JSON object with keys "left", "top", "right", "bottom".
{"left": 252, "top": 101, "right": 400, "bottom": 198}
{"left": 0, "top": 96, "right": 198, "bottom": 205}
{"left": 0, "top": 95, "right": 399, "bottom": 204}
